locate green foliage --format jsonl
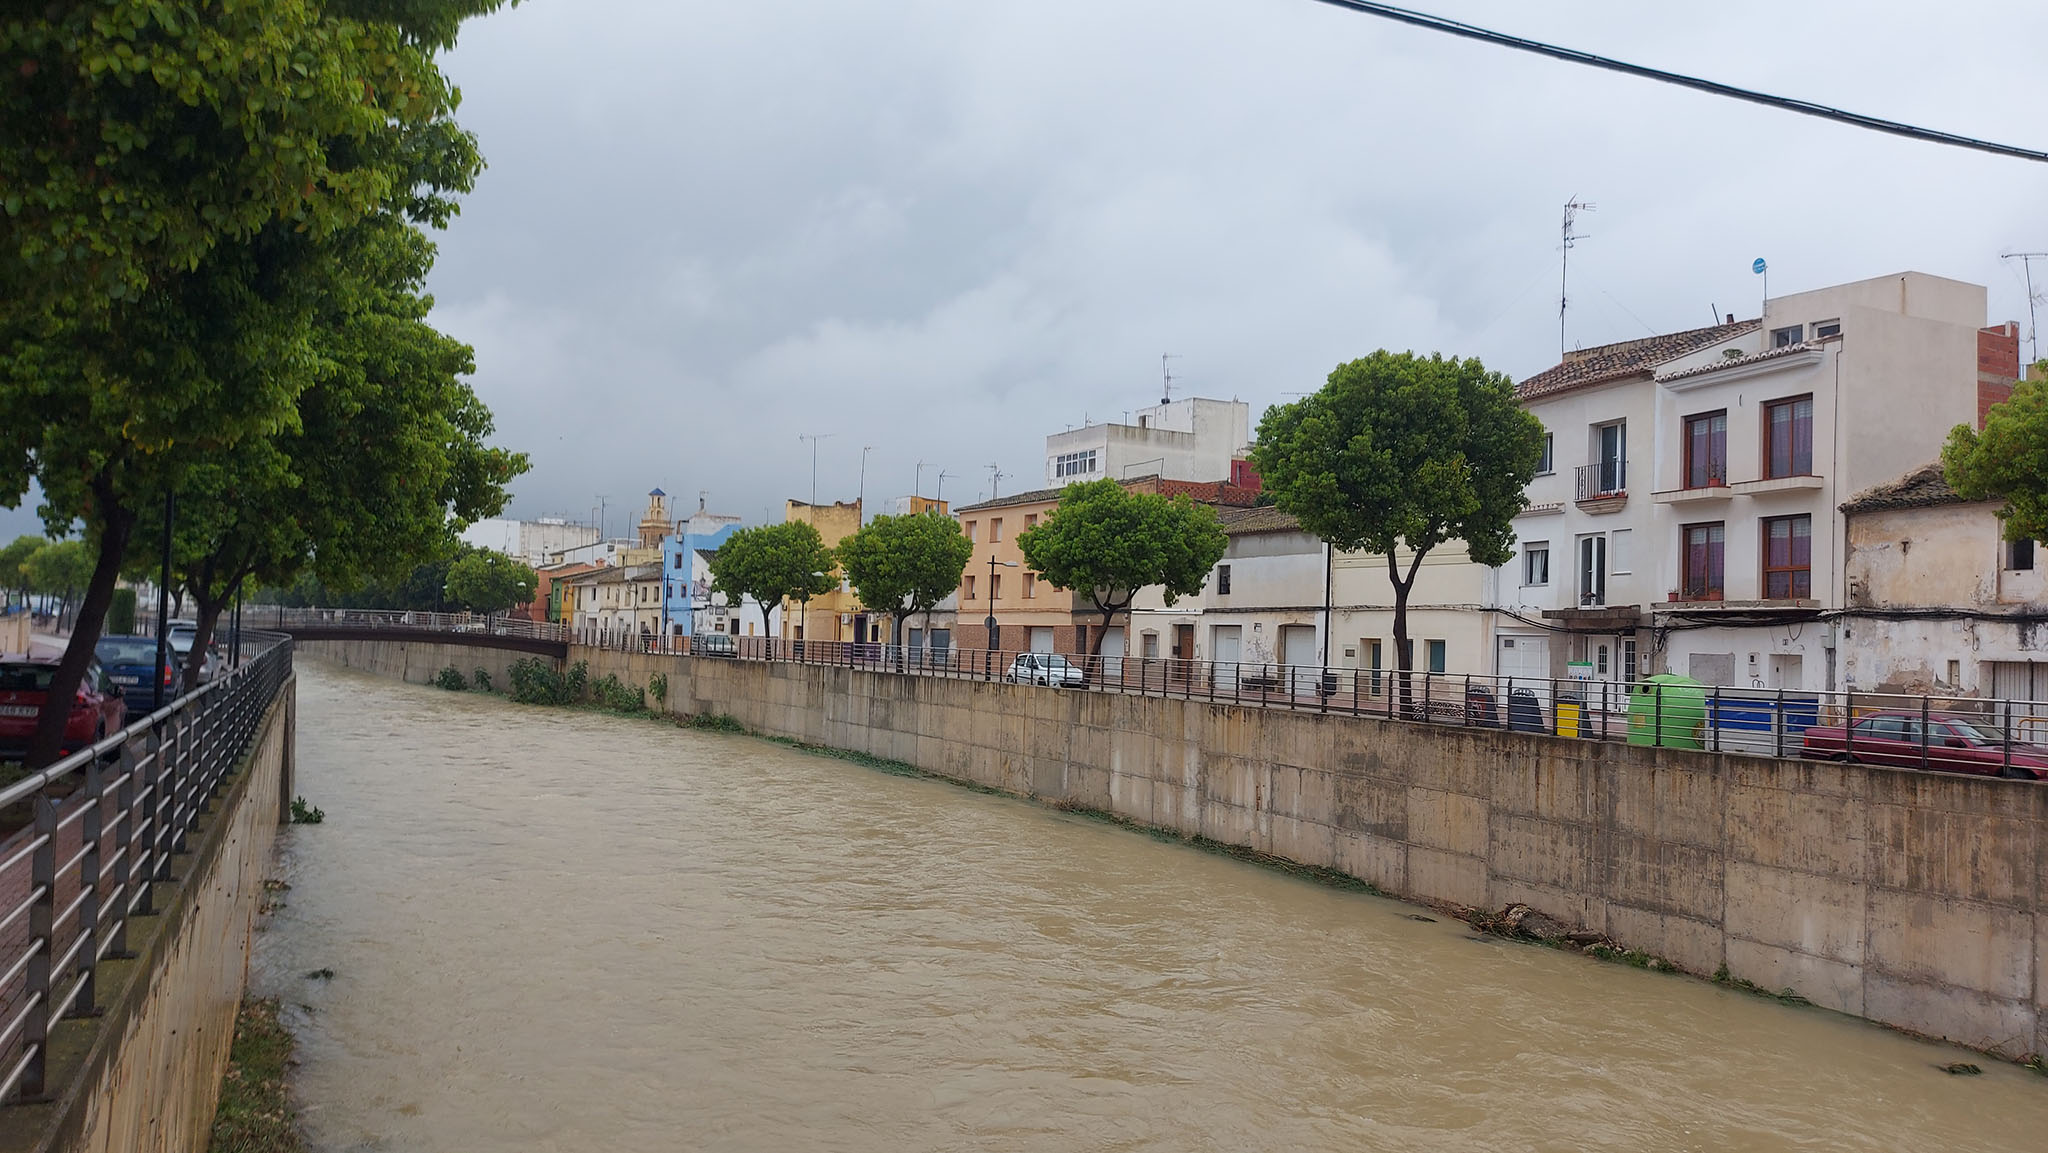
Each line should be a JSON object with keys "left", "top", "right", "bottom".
{"left": 1015, "top": 479, "right": 1227, "bottom": 651}
{"left": 589, "top": 673, "right": 645, "bottom": 713}
{"left": 0, "top": 537, "right": 42, "bottom": 600}
{"left": 647, "top": 672, "right": 669, "bottom": 707}
{"left": 288, "top": 797, "right": 325, "bottom": 825}
{"left": 22, "top": 539, "right": 93, "bottom": 597}
{"left": 1253, "top": 351, "right": 1542, "bottom": 675}
{"left": 508, "top": 657, "right": 568, "bottom": 705}
{"left": 107, "top": 589, "right": 137, "bottom": 636}
{"left": 709, "top": 521, "right": 837, "bottom": 637}
{"left": 444, "top": 550, "right": 537, "bottom": 617}
{"left": 565, "top": 660, "right": 590, "bottom": 702}
{"left": 207, "top": 998, "right": 306, "bottom": 1153}
{"left": 1944, "top": 372, "right": 2048, "bottom": 541}
{"left": 835, "top": 512, "right": 974, "bottom": 642}
{"left": 433, "top": 666, "right": 467, "bottom": 691}
{"left": 471, "top": 667, "right": 493, "bottom": 693}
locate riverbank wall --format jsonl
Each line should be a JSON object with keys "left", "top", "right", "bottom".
{"left": 567, "top": 646, "right": 2046, "bottom": 1062}
{"left": 296, "top": 637, "right": 537, "bottom": 691}
{"left": 0, "top": 679, "right": 295, "bottom": 1153}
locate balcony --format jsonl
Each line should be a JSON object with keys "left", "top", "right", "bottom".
{"left": 1654, "top": 469, "right": 1826, "bottom": 505}
{"left": 1573, "top": 460, "right": 1628, "bottom": 513}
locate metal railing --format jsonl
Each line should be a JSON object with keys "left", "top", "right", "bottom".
{"left": 564, "top": 628, "right": 2048, "bottom": 779}
{"left": 262, "top": 606, "right": 568, "bottom": 643}
{"left": 1573, "top": 459, "right": 1627, "bottom": 500}
{"left": 0, "top": 634, "right": 293, "bottom": 1104}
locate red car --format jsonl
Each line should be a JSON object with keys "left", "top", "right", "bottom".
{"left": 1799, "top": 709, "right": 2048, "bottom": 780}
{"left": 0, "top": 656, "right": 128, "bottom": 762}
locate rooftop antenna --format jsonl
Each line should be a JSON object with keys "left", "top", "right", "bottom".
{"left": 1160, "top": 353, "right": 1180, "bottom": 405}
{"left": 2002, "top": 252, "right": 2048, "bottom": 367}
{"left": 857, "top": 444, "right": 876, "bottom": 509}
{"left": 915, "top": 460, "right": 929, "bottom": 501}
{"left": 1559, "top": 197, "right": 1594, "bottom": 356}
{"left": 798, "top": 432, "right": 834, "bottom": 520}
{"left": 987, "top": 463, "right": 1008, "bottom": 499}
{"left": 594, "top": 493, "right": 609, "bottom": 539}
{"left": 937, "top": 470, "right": 954, "bottom": 505}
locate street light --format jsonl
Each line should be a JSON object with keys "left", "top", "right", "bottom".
{"left": 984, "top": 553, "right": 1016, "bottom": 679}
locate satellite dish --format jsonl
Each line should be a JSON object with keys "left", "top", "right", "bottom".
{"left": 1752, "top": 258, "right": 1768, "bottom": 275}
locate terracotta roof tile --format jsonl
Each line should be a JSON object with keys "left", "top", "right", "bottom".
{"left": 1517, "top": 319, "right": 1759, "bottom": 400}
{"left": 1840, "top": 462, "right": 1969, "bottom": 514}
{"left": 1217, "top": 505, "right": 1302, "bottom": 535}
{"left": 1654, "top": 339, "right": 1819, "bottom": 383}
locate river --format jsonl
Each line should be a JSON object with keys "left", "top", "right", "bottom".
{"left": 253, "top": 660, "right": 2048, "bottom": 1152}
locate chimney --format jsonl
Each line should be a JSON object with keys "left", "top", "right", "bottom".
{"left": 1726, "top": 313, "right": 1735, "bottom": 324}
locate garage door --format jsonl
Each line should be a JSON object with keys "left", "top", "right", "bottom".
{"left": 1497, "top": 634, "right": 1549, "bottom": 685}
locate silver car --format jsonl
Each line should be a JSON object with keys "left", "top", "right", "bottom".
{"left": 1005, "top": 653, "right": 1087, "bottom": 688}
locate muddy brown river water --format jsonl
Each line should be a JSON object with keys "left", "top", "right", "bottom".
{"left": 254, "top": 660, "right": 2048, "bottom": 1151}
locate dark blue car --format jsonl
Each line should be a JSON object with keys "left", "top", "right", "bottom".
{"left": 93, "top": 636, "right": 178, "bottom": 713}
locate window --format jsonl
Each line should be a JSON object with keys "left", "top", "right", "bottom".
{"left": 1814, "top": 318, "right": 1841, "bottom": 339}
{"left": 964, "top": 575, "right": 977, "bottom": 600}
{"left": 1762, "top": 515, "right": 1812, "bottom": 599}
{"left": 1022, "top": 573, "right": 1036, "bottom": 599}
{"left": 1683, "top": 523, "right": 1726, "bottom": 599}
{"left": 1623, "top": 638, "right": 1639, "bottom": 684}
{"left": 1684, "top": 411, "right": 1728, "bottom": 488}
{"left": 1426, "top": 640, "right": 1447, "bottom": 674}
{"left": 1764, "top": 396, "right": 1814, "bottom": 478}
{"left": 1024, "top": 514, "right": 1038, "bottom": 529}
{"left": 1216, "top": 563, "right": 1232, "bottom": 594}
{"left": 1611, "top": 529, "right": 1632, "bottom": 575}
{"left": 1592, "top": 422, "right": 1626, "bottom": 493}
{"left": 1536, "top": 433, "right": 1554, "bottom": 475}
{"left": 991, "top": 573, "right": 1003, "bottom": 601}
{"left": 1523, "top": 543, "right": 1550, "bottom": 586}
{"left": 965, "top": 521, "right": 978, "bottom": 543}
{"left": 1367, "top": 639, "right": 1383, "bottom": 695}
{"left": 1142, "top": 632, "right": 1160, "bottom": 659}
{"left": 1053, "top": 450, "right": 1099, "bottom": 478}
{"left": 1578, "top": 535, "right": 1606, "bottom": 606}
{"left": 2008, "top": 538, "right": 2035, "bottom": 571}
{"left": 1771, "top": 324, "right": 1804, "bottom": 348}
{"left": 990, "top": 517, "right": 1003, "bottom": 542}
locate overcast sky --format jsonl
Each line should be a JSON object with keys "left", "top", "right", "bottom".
{"left": 10, "top": 0, "right": 2048, "bottom": 542}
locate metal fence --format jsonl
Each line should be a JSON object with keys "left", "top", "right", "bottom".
{"left": 564, "top": 627, "right": 2048, "bottom": 780}
{"left": 262, "top": 606, "right": 568, "bottom": 642}
{"left": 0, "top": 634, "right": 293, "bottom": 1104}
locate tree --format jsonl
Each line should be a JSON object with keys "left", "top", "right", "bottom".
{"left": 23, "top": 540, "right": 93, "bottom": 631}
{"left": 0, "top": 536, "right": 44, "bottom": 606}
{"left": 1016, "top": 479, "right": 1227, "bottom": 654}
{"left": 444, "top": 550, "right": 536, "bottom": 618}
{"left": 1251, "top": 350, "right": 1543, "bottom": 707}
{"left": 1944, "top": 370, "right": 2048, "bottom": 542}
{"left": 0, "top": 0, "right": 506, "bottom": 765}
{"left": 139, "top": 216, "right": 527, "bottom": 686}
{"left": 709, "top": 522, "right": 837, "bottom": 640}
{"left": 836, "top": 512, "right": 975, "bottom": 656}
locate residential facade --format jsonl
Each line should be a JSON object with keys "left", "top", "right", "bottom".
{"left": 1127, "top": 505, "right": 1324, "bottom": 685}
{"left": 1041, "top": 397, "right": 1250, "bottom": 486}
{"left": 461, "top": 517, "right": 600, "bottom": 568}
{"left": 1838, "top": 464, "right": 2047, "bottom": 720}
{"left": 951, "top": 489, "right": 1080, "bottom": 654}
{"left": 781, "top": 499, "right": 866, "bottom": 643}
{"left": 563, "top": 563, "right": 666, "bottom": 640}
{"left": 1496, "top": 271, "right": 2019, "bottom": 696}
{"left": 657, "top": 500, "right": 781, "bottom": 641}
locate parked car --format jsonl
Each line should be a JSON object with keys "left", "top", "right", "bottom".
{"left": 695, "top": 633, "right": 739, "bottom": 658}
{"left": 0, "top": 656, "right": 128, "bottom": 760}
{"left": 166, "top": 623, "right": 224, "bottom": 685}
{"left": 1798, "top": 709, "right": 2048, "bottom": 780}
{"left": 1005, "top": 653, "right": 1088, "bottom": 688}
{"left": 94, "top": 636, "right": 180, "bottom": 712}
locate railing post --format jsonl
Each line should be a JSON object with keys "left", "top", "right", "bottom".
{"left": 1461, "top": 675, "right": 1470, "bottom": 726}
{"left": 1845, "top": 691, "right": 1855, "bottom": 761}
{"left": 1710, "top": 685, "right": 1721, "bottom": 752}
{"left": 1774, "top": 688, "right": 1785, "bottom": 759}
{"left": 1423, "top": 670, "right": 1433, "bottom": 724}
{"left": 168, "top": 711, "right": 190, "bottom": 857}
{"left": 135, "top": 728, "right": 160, "bottom": 912}
{"left": 73, "top": 759, "right": 104, "bottom": 1019}
{"left": 107, "top": 742, "right": 136, "bottom": 956}
{"left": 1919, "top": 695, "right": 1931, "bottom": 770}
{"left": 2003, "top": 698, "right": 2014, "bottom": 772}
{"left": 22, "top": 796, "right": 57, "bottom": 1101}
{"left": 1652, "top": 683, "right": 1662, "bottom": 747}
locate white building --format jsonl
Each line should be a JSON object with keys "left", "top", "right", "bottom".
{"left": 1496, "top": 271, "right": 2019, "bottom": 696}
{"left": 461, "top": 518, "right": 600, "bottom": 568}
{"left": 544, "top": 538, "right": 641, "bottom": 569}
{"left": 1127, "top": 505, "right": 1325, "bottom": 688}
{"left": 1041, "top": 397, "right": 1251, "bottom": 487}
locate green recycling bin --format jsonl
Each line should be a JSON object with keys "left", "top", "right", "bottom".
{"left": 1628, "top": 675, "right": 1706, "bottom": 749}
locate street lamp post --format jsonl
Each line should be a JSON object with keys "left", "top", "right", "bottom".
{"left": 984, "top": 553, "right": 1015, "bottom": 680}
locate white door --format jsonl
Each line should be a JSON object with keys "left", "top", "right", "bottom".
{"left": 1028, "top": 626, "right": 1054, "bottom": 653}
{"left": 1497, "top": 634, "right": 1551, "bottom": 710}
{"left": 1098, "top": 626, "right": 1125, "bottom": 685}
{"left": 1212, "top": 625, "right": 1242, "bottom": 690}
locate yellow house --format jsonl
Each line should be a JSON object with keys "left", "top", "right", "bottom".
{"left": 781, "top": 499, "right": 867, "bottom": 643}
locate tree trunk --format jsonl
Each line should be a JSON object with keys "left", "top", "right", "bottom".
{"left": 182, "top": 597, "right": 227, "bottom": 692}
{"left": 1387, "top": 549, "right": 1426, "bottom": 719}
{"left": 26, "top": 495, "right": 138, "bottom": 768}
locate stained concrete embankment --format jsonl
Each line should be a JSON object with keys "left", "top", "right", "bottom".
{"left": 0, "top": 679, "right": 295, "bottom": 1153}
{"left": 296, "top": 637, "right": 538, "bottom": 691}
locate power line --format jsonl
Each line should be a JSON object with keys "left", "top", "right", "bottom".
{"left": 1305, "top": 1, "right": 2048, "bottom": 164}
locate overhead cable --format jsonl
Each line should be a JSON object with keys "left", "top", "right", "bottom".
{"left": 1305, "top": 0, "right": 2048, "bottom": 164}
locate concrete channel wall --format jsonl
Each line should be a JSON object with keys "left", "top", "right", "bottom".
{"left": 296, "top": 637, "right": 537, "bottom": 691}
{"left": 570, "top": 646, "right": 2048, "bottom": 1061}
{"left": 0, "top": 681, "right": 295, "bottom": 1153}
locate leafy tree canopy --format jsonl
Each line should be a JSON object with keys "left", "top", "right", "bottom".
{"left": 0, "top": 536, "right": 45, "bottom": 598}
{"left": 835, "top": 511, "right": 974, "bottom": 641}
{"left": 444, "top": 549, "right": 535, "bottom": 616}
{"left": 1944, "top": 371, "right": 2048, "bottom": 542}
{"left": 22, "top": 539, "right": 92, "bottom": 597}
{"left": 1016, "top": 479, "right": 1227, "bottom": 652}
{"left": 709, "top": 521, "right": 836, "bottom": 638}
{"left": 1252, "top": 350, "right": 1541, "bottom": 678}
